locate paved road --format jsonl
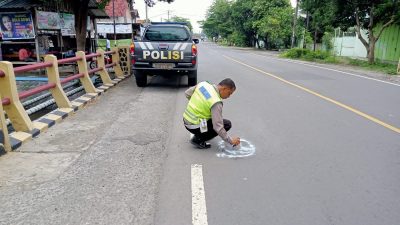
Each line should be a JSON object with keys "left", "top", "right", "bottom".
{"left": 0, "top": 42, "right": 399, "bottom": 225}
{"left": 156, "top": 42, "right": 400, "bottom": 225}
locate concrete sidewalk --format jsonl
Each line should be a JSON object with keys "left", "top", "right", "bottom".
{"left": 0, "top": 76, "right": 179, "bottom": 224}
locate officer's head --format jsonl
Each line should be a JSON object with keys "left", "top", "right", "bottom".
{"left": 218, "top": 78, "right": 236, "bottom": 99}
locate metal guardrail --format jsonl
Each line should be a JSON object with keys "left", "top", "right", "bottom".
{"left": 0, "top": 47, "right": 129, "bottom": 152}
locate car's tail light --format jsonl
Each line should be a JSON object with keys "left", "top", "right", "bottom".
{"left": 192, "top": 44, "right": 197, "bottom": 56}
{"left": 130, "top": 43, "right": 135, "bottom": 64}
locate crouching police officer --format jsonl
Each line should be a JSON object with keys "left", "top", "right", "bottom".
{"left": 183, "top": 78, "right": 241, "bottom": 149}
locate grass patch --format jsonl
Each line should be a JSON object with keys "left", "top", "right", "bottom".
{"left": 97, "top": 39, "right": 132, "bottom": 50}
{"left": 281, "top": 48, "right": 398, "bottom": 75}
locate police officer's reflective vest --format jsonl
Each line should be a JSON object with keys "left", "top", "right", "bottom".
{"left": 183, "top": 81, "right": 222, "bottom": 125}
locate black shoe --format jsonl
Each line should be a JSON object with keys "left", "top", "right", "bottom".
{"left": 190, "top": 137, "right": 211, "bottom": 149}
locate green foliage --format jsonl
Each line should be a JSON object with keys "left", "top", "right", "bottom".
{"left": 203, "top": 0, "right": 233, "bottom": 40}
{"left": 300, "top": 0, "right": 336, "bottom": 47}
{"left": 333, "top": 0, "right": 400, "bottom": 63}
{"left": 304, "top": 31, "right": 313, "bottom": 46}
{"left": 282, "top": 48, "right": 330, "bottom": 60}
{"left": 227, "top": 31, "right": 247, "bottom": 47}
{"left": 252, "top": 0, "right": 292, "bottom": 48}
{"left": 282, "top": 49, "right": 397, "bottom": 74}
{"left": 97, "top": 39, "right": 132, "bottom": 50}
{"left": 169, "top": 16, "right": 193, "bottom": 31}
{"left": 230, "top": 0, "right": 257, "bottom": 46}
{"left": 322, "top": 32, "right": 334, "bottom": 51}
{"left": 347, "top": 58, "right": 398, "bottom": 75}
{"left": 334, "top": 0, "right": 400, "bottom": 31}
{"left": 203, "top": 0, "right": 293, "bottom": 48}
{"left": 97, "top": 0, "right": 111, "bottom": 9}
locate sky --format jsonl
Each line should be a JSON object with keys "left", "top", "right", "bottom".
{"left": 135, "top": 0, "right": 297, "bottom": 33}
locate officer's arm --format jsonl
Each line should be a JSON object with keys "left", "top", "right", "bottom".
{"left": 211, "top": 103, "right": 232, "bottom": 144}
{"left": 184, "top": 85, "right": 196, "bottom": 99}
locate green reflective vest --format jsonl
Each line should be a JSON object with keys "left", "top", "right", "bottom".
{"left": 183, "top": 81, "right": 222, "bottom": 125}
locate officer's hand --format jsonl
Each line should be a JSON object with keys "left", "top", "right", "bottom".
{"left": 231, "top": 137, "right": 240, "bottom": 146}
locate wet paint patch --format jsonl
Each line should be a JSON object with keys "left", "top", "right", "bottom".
{"left": 216, "top": 139, "right": 255, "bottom": 158}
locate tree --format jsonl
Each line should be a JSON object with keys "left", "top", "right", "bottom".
{"left": 301, "top": 0, "right": 336, "bottom": 51}
{"left": 169, "top": 16, "right": 193, "bottom": 31}
{"left": 252, "top": 0, "right": 293, "bottom": 49}
{"left": 202, "top": 0, "right": 233, "bottom": 42}
{"left": 230, "top": 0, "right": 257, "bottom": 47}
{"left": 334, "top": 0, "right": 400, "bottom": 63}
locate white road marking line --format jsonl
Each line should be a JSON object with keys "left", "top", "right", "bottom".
{"left": 191, "top": 164, "right": 208, "bottom": 225}
{"left": 251, "top": 53, "right": 400, "bottom": 87}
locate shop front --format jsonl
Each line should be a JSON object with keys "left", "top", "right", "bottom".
{"left": 0, "top": 0, "right": 109, "bottom": 65}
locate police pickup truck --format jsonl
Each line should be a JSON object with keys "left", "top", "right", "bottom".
{"left": 131, "top": 22, "right": 199, "bottom": 87}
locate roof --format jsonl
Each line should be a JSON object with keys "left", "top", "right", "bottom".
{"left": 89, "top": 9, "right": 109, "bottom": 19}
{"left": 0, "top": 0, "right": 40, "bottom": 9}
{"left": 105, "top": 0, "right": 128, "bottom": 17}
{"left": 0, "top": 0, "right": 109, "bottom": 19}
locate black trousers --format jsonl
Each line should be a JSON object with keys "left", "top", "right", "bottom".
{"left": 185, "top": 119, "right": 232, "bottom": 142}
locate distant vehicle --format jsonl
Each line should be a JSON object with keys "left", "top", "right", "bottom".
{"left": 130, "top": 22, "right": 199, "bottom": 87}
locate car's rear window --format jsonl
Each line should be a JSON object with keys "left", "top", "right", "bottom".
{"left": 144, "top": 26, "right": 190, "bottom": 41}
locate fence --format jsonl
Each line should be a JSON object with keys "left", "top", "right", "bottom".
{"left": 0, "top": 46, "right": 131, "bottom": 152}
{"left": 398, "top": 58, "right": 400, "bottom": 74}
{"left": 332, "top": 25, "right": 400, "bottom": 64}
{"left": 333, "top": 28, "right": 368, "bottom": 58}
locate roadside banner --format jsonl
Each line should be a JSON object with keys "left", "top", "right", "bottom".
{"left": 60, "top": 13, "right": 75, "bottom": 36}
{"left": 36, "top": 11, "right": 61, "bottom": 30}
{"left": 0, "top": 13, "right": 35, "bottom": 40}
{"left": 97, "top": 23, "right": 132, "bottom": 34}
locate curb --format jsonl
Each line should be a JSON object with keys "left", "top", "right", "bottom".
{"left": 7, "top": 75, "right": 130, "bottom": 151}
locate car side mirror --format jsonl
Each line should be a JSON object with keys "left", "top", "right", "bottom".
{"left": 193, "top": 39, "right": 199, "bottom": 44}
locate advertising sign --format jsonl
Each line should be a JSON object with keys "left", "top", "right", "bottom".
{"left": 37, "top": 11, "right": 61, "bottom": 30}
{"left": 0, "top": 13, "right": 35, "bottom": 39}
{"left": 97, "top": 23, "right": 132, "bottom": 34}
{"left": 60, "top": 13, "right": 75, "bottom": 36}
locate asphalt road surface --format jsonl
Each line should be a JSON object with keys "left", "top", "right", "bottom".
{"left": 0, "top": 42, "right": 399, "bottom": 225}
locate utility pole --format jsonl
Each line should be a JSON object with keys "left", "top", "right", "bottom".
{"left": 145, "top": 3, "right": 148, "bottom": 23}
{"left": 113, "top": 0, "right": 116, "bottom": 47}
{"left": 291, "top": 0, "right": 298, "bottom": 48}
{"left": 167, "top": 10, "right": 170, "bottom": 21}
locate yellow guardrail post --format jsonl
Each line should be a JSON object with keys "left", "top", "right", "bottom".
{"left": 118, "top": 46, "right": 131, "bottom": 76}
{"left": 0, "top": 93, "right": 11, "bottom": 152}
{"left": 111, "top": 47, "right": 125, "bottom": 79}
{"left": 0, "top": 62, "right": 33, "bottom": 132}
{"left": 397, "top": 57, "right": 400, "bottom": 75}
{"left": 96, "top": 49, "right": 114, "bottom": 85}
{"left": 76, "top": 51, "right": 97, "bottom": 93}
{"left": 45, "top": 55, "right": 72, "bottom": 108}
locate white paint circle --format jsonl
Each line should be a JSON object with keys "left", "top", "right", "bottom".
{"left": 216, "top": 139, "right": 256, "bottom": 158}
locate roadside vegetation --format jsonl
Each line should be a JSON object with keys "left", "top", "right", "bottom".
{"left": 281, "top": 48, "right": 398, "bottom": 75}
{"left": 201, "top": 0, "right": 400, "bottom": 66}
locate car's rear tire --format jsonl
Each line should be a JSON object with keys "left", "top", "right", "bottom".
{"left": 135, "top": 71, "right": 147, "bottom": 87}
{"left": 188, "top": 70, "right": 197, "bottom": 86}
